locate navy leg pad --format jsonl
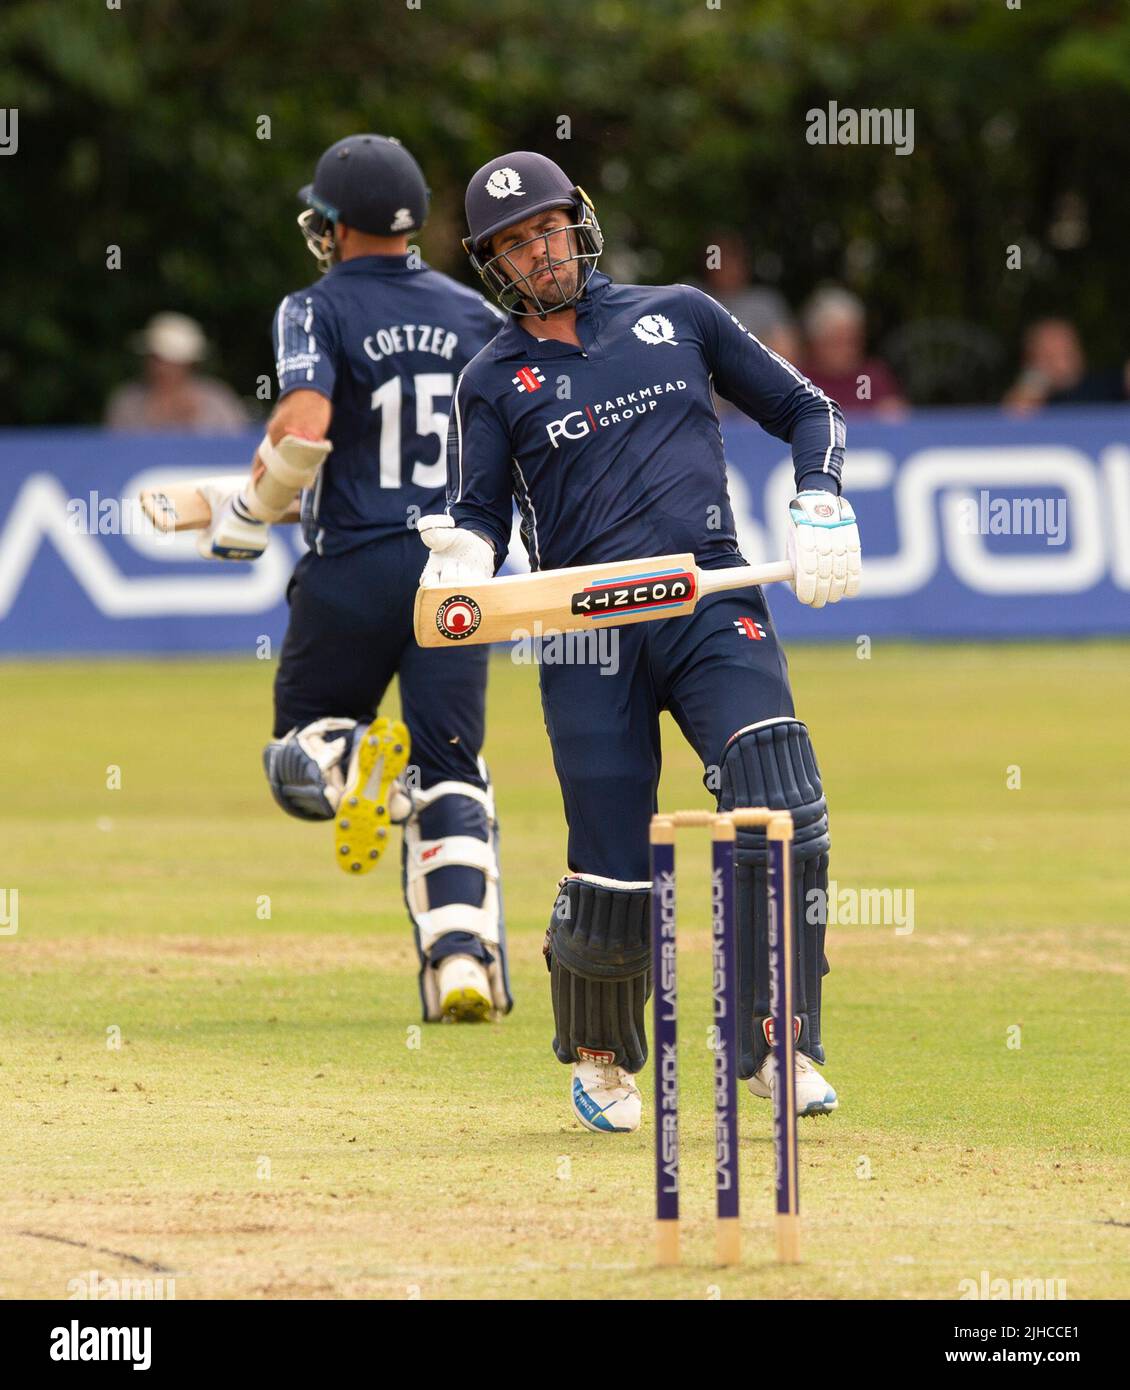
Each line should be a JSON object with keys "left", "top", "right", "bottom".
{"left": 720, "top": 718, "right": 831, "bottom": 1074}
{"left": 545, "top": 876, "right": 651, "bottom": 1073}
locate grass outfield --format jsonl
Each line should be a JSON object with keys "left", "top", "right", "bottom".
{"left": 1, "top": 642, "right": 1127, "bottom": 1300}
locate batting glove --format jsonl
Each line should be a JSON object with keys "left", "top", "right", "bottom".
{"left": 417, "top": 514, "right": 495, "bottom": 585}
{"left": 196, "top": 485, "right": 270, "bottom": 562}
{"left": 786, "top": 491, "right": 862, "bottom": 608}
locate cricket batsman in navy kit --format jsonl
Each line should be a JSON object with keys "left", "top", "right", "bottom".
{"left": 200, "top": 135, "right": 513, "bottom": 1024}
{"left": 417, "top": 152, "right": 861, "bottom": 1129}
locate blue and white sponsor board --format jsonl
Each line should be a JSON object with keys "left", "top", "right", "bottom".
{"left": 1, "top": 409, "right": 1128, "bottom": 653}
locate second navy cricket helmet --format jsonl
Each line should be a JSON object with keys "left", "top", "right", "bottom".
{"left": 463, "top": 151, "right": 603, "bottom": 316}
{"left": 297, "top": 134, "right": 429, "bottom": 272}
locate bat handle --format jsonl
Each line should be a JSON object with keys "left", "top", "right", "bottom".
{"left": 697, "top": 560, "right": 794, "bottom": 596}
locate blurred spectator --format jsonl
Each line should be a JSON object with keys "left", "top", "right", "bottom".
{"left": 704, "top": 233, "right": 802, "bottom": 361}
{"left": 105, "top": 313, "right": 251, "bottom": 432}
{"left": 1003, "top": 318, "right": 1130, "bottom": 413}
{"left": 801, "top": 287, "right": 907, "bottom": 418}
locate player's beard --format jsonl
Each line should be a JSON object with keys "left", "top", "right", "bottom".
{"left": 518, "top": 242, "right": 580, "bottom": 313}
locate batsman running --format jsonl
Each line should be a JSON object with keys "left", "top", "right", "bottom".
{"left": 198, "top": 135, "right": 513, "bottom": 1023}
{"left": 418, "top": 152, "right": 861, "bottom": 1127}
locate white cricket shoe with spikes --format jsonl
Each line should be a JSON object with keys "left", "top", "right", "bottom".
{"left": 747, "top": 1052, "right": 838, "bottom": 1116}
{"left": 570, "top": 1055, "right": 642, "bottom": 1133}
{"left": 435, "top": 954, "right": 493, "bottom": 1023}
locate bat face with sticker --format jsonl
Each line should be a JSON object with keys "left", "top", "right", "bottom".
{"left": 415, "top": 553, "right": 794, "bottom": 648}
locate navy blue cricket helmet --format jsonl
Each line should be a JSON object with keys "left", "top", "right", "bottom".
{"left": 463, "top": 152, "right": 603, "bottom": 316}
{"left": 297, "top": 134, "right": 429, "bottom": 272}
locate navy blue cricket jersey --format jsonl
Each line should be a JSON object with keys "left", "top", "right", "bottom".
{"left": 445, "top": 272, "right": 845, "bottom": 571}
{"left": 275, "top": 254, "right": 504, "bottom": 556}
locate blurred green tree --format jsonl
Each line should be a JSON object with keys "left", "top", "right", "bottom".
{"left": 1, "top": 0, "right": 1127, "bottom": 421}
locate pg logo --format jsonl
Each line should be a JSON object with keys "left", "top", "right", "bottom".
{"left": 545, "top": 410, "right": 592, "bottom": 450}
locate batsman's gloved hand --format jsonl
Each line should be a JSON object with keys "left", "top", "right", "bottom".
{"left": 786, "top": 490, "right": 862, "bottom": 608}
{"left": 196, "top": 485, "right": 270, "bottom": 562}
{"left": 417, "top": 514, "right": 495, "bottom": 585}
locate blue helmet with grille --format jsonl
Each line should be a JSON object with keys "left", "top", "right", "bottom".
{"left": 298, "top": 134, "right": 429, "bottom": 272}
{"left": 463, "top": 152, "right": 602, "bottom": 316}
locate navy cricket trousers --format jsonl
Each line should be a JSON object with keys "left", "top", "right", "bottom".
{"left": 273, "top": 531, "right": 489, "bottom": 792}
{"left": 539, "top": 580, "right": 795, "bottom": 881}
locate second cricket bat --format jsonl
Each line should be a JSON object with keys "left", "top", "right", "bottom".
{"left": 414, "top": 553, "right": 794, "bottom": 648}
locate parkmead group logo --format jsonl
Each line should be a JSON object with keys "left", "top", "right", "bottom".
{"left": 486, "top": 167, "right": 524, "bottom": 199}
{"left": 544, "top": 378, "right": 690, "bottom": 448}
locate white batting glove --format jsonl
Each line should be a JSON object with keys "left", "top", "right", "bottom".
{"left": 786, "top": 491, "right": 862, "bottom": 607}
{"left": 196, "top": 483, "right": 270, "bottom": 562}
{"left": 417, "top": 514, "right": 495, "bottom": 585}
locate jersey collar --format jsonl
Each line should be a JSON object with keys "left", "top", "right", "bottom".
{"left": 489, "top": 272, "right": 612, "bottom": 359}
{"left": 328, "top": 254, "right": 428, "bottom": 277}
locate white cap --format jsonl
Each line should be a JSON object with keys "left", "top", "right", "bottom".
{"left": 802, "top": 287, "right": 865, "bottom": 337}
{"left": 132, "top": 312, "right": 207, "bottom": 364}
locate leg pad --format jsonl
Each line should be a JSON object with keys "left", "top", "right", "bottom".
{"left": 545, "top": 874, "right": 651, "bottom": 1072}
{"left": 720, "top": 718, "right": 831, "bottom": 1074}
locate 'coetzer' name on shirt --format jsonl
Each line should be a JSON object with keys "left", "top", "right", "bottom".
{"left": 363, "top": 324, "right": 460, "bottom": 363}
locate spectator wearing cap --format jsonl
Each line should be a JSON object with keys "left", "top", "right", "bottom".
{"left": 1003, "top": 317, "right": 1130, "bottom": 413}
{"left": 801, "top": 287, "right": 907, "bottom": 418}
{"left": 105, "top": 312, "right": 251, "bottom": 433}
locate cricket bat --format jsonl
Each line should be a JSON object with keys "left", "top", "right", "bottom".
{"left": 138, "top": 477, "right": 301, "bottom": 533}
{"left": 414, "top": 553, "right": 795, "bottom": 648}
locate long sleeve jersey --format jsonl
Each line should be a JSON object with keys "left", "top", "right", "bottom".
{"left": 445, "top": 272, "right": 845, "bottom": 571}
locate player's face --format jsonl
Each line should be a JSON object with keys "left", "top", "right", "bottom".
{"left": 490, "top": 209, "right": 579, "bottom": 311}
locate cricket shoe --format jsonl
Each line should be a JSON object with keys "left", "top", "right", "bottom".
{"left": 570, "top": 1053, "right": 641, "bottom": 1134}
{"left": 435, "top": 953, "right": 493, "bottom": 1022}
{"left": 334, "top": 716, "right": 410, "bottom": 875}
{"left": 747, "top": 1052, "right": 838, "bottom": 1116}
